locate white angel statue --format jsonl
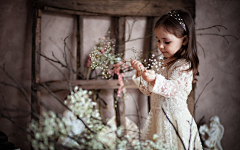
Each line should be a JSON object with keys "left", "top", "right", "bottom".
{"left": 199, "top": 116, "right": 224, "bottom": 150}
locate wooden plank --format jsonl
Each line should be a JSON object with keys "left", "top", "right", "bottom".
{"left": 110, "top": 17, "right": 126, "bottom": 128}
{"left": 116, "top": 17, "right": 125, "bottom": 55}
{"left": 31, "top": 8, "right": 42, "bottom": 121}
{"left": 76, "top": 16, "right": 84, "bottom": 79}
{"left": 143, "top": 17, "right": 154, "bottom": 113}
{"left": 34, "top": 0, "right": 195, "bottom": 17}
{"left": 37, "top": 80, "right": 137, "bottom": 91}
{"left": 115, "top": 17, "right": 126, "bottom": 128}
{"left": 143, "top": 17, "right": 154, "bottom": 61}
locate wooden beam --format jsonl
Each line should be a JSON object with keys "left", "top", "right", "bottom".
{"left": 116, "top": 17, "right": 125, "bottom": 55}
{"left": 109, "top": 16, "right": 126, "bottom": 128}
{"left": 36, "top": 80, "right": 137, "bottom": 92}
{"left": 76, "top": 15, "right": 84, "bottom": 79}
{"left": 143, "top": 17, "right": 154, "bottom": 113}
{"left": 34, "top": 0, "right": 195, "bottom": 17}
{"left": 31, "top": 8, "right": 42, "bottom": 121}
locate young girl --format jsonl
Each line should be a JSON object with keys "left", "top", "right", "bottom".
{"left": 131, "top": 9, "right": 203, "bottom": 149}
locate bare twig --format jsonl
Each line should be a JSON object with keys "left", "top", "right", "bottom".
{"left": 162, "top": 107, "right": 186, "bottom": 150}
{"left": 37, "top": 51, "right": 83, "bottom": 79}
{"left": 45, "top": 59, "right": 69, "bottom": 80}
{"left": 0, "top": 65, "right": 31, "bottom": 105}
{"left": 197, "top": 33, "right": 238, "bottom": 44}
{"left": 125, "top": 114, "right": 147, "bottom": 120}
{"left": 0, "top": 67, "right": 54, "bottom": 115}
{"left": 0, "top": 111, "right": 33, "bottom": 136}
{"left": 193, "top": 131, "right": 198, "bottom": 150}
{"left": 2, "top": 96, "right": 10, "bottom": 118}
{"left": 196, "top": 25, "right": 227, "bottom": 31}
{"left": 187, "top": 118, "right": 193, "bottom": 150}
{"left": 125, "top": 0, "right": 151, "bottom": 42}
{"left": 129, "top": 92, "right": 142, "bottom": 150}
{"left": 62, "top": 37, "right": 73, "bottom": 92}
{"left": 125, "top": 34, "right": 152, "bottom": 43}
{"left": 194, "top": 77, "right": 214, "bottom": 116}
{"left": 197, "top": 41, "right": 206, "bottom": 58}
{"left": 40, "top": 83, "right": 95, "bottom": 134}
{"left": 61, "top": 36, "right": 77, "bottom": 61}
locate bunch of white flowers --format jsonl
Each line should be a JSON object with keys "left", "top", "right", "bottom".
{"left": 89, "top": 33, "right": 129, "bottom": 79}
{"left": 28, "top": 87, "right": 105, "bottom": 149}
{"left": 28, "top": 87, "right": 162, "bottom": 150}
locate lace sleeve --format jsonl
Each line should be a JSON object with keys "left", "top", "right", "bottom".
{"left": 132, "top": 71, "right": 151, "bottom": 96}
{"left": 149, "top": 63, "right": 193, "bottom": 98}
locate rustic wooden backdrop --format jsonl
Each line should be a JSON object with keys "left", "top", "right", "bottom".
{"left": 32, "top": 0, "right": 196, "bottom": 127}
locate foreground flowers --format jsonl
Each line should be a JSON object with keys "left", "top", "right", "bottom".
{"left": 28, "top": 87, "right": 159, "bottom": 150}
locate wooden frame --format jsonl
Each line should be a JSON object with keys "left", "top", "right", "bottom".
{"left": 32, "top": 0, "right": 196, "bottom": 126}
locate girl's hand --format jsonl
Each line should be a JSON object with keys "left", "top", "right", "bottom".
{"left": 142, "top": 70, "right": 156, "bottom": 82}
{"left": 130, "top": 59, "right": 145, "bottom": 72}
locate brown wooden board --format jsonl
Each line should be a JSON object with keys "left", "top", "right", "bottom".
{"left": 76, "top": 16, "right": 84, "bottom": 79}
{"left": 31, "top": 8, "right": 42, "bottom": 121}
{"left": 37, "top": 80, "right": 137, "bottom": 91}
{"left": 34, "top": 0, "right": 195, "bottom": 17}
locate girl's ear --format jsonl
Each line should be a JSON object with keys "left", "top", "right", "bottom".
{"left": 182, "top": 35, "right": 188, "bottom": 46}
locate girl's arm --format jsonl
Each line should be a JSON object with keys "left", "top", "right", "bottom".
{"left": 131, "top": 59, "right": 152, "bottom": 96}
{"left": 132, "top": 71, "right": 152, "bottom": 96}
{"left": 149, "top": 62, "right": 193, "bottom": 98}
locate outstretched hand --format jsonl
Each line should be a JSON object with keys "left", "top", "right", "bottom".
{"left": 142, "top": 70, "right": 156, "bottom": 82}
{"left": 131, "top": 59, "right": 156, "bottom": 84}
{"left": 130, "top": 59, "right": 145, "bottom": 72}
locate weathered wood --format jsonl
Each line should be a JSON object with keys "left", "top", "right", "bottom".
{"left": 76, "top": 16, "right": 84, "bottom": 79}
{"left": 143, "top": 17, "right": 154, "bottom": 113}
{"left": 115, "top": 17, "right": 126, "bottom": 129}
{"left": 110, "top": 17, "right": 126, "bottom": 128}
{"left": 37, "top": 80, "right": 137, "bottom": 91}
{"left": 34, "top": 0, "right": 195, "bottom": 17}
{"left": 116, "top": 17, "right": 125, "bottom": 55}
{"left": 31, "top": 8, "right": 42, "bottom": 121}
{"left": 110, "top": 17, "right": 118, "bottom": 40}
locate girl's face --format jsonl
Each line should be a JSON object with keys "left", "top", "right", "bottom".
{"left": 154, "top": 26, "right": 188, "bottom": 59}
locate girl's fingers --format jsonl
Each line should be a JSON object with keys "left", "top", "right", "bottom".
{"left": 130, "top": 59, "right": 145, "bottom": 71}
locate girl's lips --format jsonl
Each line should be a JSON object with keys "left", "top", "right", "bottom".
{"left": 161, "top": 52, "right": 167, "bottom": 53}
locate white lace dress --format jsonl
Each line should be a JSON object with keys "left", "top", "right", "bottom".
{"left": 132, "top": 59, "right": 203, "bottom": 150}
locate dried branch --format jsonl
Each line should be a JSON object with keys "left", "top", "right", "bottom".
{"left": 129, "top": 92, "right": 142, "bottom": 150}
{"left": 45, "top": 59, "right": 69, "bottom": 80}
{"left": 0, "top": 65, "right": 31, "bottom": 105}
{"left": 162, "top": 107, "right": 186, "bottom": 150}
{"left": 194, "top": 77, "right": 214, "bottom": 116}
{"left": 37, "top": 51, "right": 84, "bottom": 79}
{"left": 125, "top": 34, "right": 152, "bottom": 43}
{"left": 125, "top": 114, "right": 147, "bottom": 120}
{"left": 0, "top": 110, "right": 33, "bottom": 136}
{"left": 197, "top": 33, "right": 238, "bottom": 44}
{"left": 0, "top": 79, "right": 53, "bottom": 114}
{"left": 63, "top": 36, "right": 73, "bottom": 92}
{"left": 187, "top": 119, "right": 193, "bottom": 150}
{"left": 125, "top": 0, "right": 151, "bottom": 42}
{"left": 197, "top": 41, "right": 206, "bottom": 58}
{"left": 40, "top": 83, "right": 95, "bottom": 134}
{"left": 196, "top": 25, "right": 227, "bottom": 31}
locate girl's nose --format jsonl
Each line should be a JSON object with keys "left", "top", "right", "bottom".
{"left": 159, "top": 43, "right": 164, "bottom": 49}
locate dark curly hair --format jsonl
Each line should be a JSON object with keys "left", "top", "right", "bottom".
{"left": 155, "top": 8, "right": 199, "bottom": 81}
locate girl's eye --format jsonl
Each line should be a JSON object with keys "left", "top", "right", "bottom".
{"left": 157, "top": 40, "right": 160, "bottom": 43}
{"left": 165, "top": 41, "right": 170, "bottom": 44}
